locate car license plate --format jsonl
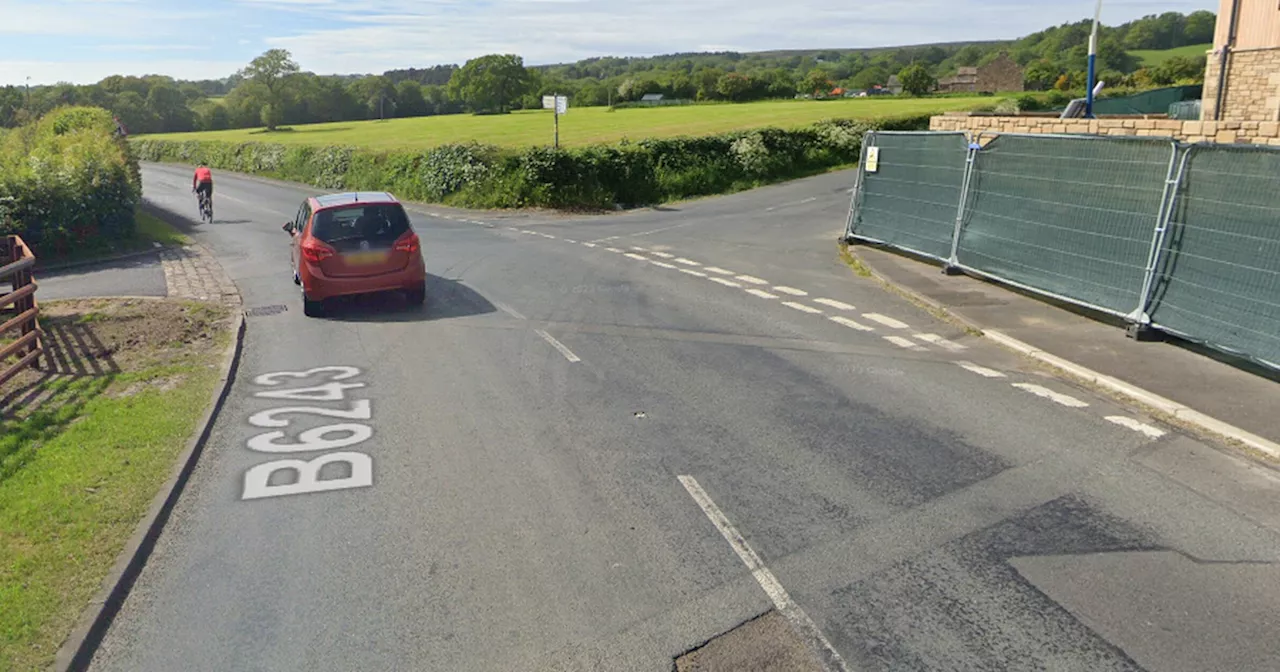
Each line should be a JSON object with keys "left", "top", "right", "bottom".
{"left": 345, "top": 251, "right": 386, "bottom": 266}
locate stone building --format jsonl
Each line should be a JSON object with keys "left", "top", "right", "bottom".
{"left": 976, "top": 52, "right": 1025, "bottom": 93}
{"left": 935, "top": 53, "right": 1025, "bottom": 94}
{"left": 937, "top": 67, "right": 978, "bottom": 93}
{"left": 1202, "top": 0, "right": 1280, "bottom": 120}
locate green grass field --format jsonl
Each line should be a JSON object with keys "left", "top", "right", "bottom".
{"left": 140, "top": 97, "right": 994, "bottom": 150}
{"left": 1132, "top": 43, "right": 1211, "bottom": 67}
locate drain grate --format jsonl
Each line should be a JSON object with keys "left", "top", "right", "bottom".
{"left": 245, "top": 304, "right": 288, "bottom": 317}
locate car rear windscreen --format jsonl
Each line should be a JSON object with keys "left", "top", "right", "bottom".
{"left": 311, "top": 204, "right": 410, "bottom": 249}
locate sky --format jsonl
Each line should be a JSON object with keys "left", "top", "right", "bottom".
{"left": 0, "top": 0, "right": 1219, "bottom": 86}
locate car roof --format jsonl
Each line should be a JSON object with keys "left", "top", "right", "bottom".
{"left": 312, "top": 192, "right": 399, "bottom": 209}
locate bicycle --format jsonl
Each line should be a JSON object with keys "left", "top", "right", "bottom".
{"left": 194, "top": 188, "right": 213, "bottom": 223}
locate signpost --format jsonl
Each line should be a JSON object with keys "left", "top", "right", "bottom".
{"left": 543, "top": 94, "right": 568, "bottom": 148}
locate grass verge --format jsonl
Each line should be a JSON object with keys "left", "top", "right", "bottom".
{"left": 37, "top": 209, "right": 189, "bottom": 269}
{"left": 0, "top": 297, "right": 231, "bottom": 672}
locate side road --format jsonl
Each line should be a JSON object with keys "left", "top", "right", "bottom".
{"left": 845, "top": 243, "right": 1280, "bottom": 461}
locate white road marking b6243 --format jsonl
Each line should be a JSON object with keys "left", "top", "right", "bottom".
{"left": 241, "top": 366, "right": 375, "bottom": 501}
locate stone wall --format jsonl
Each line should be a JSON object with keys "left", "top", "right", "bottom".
{"left": 1202, "top": 47, "right": 1280, "bottom": 121}
{"left": 930, "top": 113, "right": 1280, "bottom": 145}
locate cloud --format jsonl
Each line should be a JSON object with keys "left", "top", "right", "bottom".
{"left": 1, "top": 0, "right": 1219, "bottom": 85}
{"left": 0, "top": 59, "right": 247, "bottom": 86}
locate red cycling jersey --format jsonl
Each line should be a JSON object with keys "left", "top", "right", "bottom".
{"left": 193, "top": 166, "right": 213, "bottom": 189}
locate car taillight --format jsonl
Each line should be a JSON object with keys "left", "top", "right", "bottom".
{"left": 301, "top": 239, "right": 335, "bottom": 263}
{"left": 394, "top": 232, "right": 420, "bottom": 253}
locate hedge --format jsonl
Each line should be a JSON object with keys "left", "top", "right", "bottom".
{"left": 130, "top": 114, "right": 933, "bottom": 210}
{"left": 0, "top": 106, "right": 141, "bottom": 256}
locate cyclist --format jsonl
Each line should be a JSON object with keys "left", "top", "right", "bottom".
{"left": 192, "top": 163, "right": 213, "bottom": 216}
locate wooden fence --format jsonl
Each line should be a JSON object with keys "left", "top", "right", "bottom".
{"left": 0, "top": 235, "right": 42, "bottom": 387}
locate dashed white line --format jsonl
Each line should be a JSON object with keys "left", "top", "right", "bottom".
{"left": 582, "top": 242, "right": 597, "bottom": 248}
{"left": 564, "top": 239, "right": 578, "bottom": 244}
{"left": 606, "top": 247, "right": 624, "bottom": 253}
{"left": 864, "top": 313, "right": 910, "bottom": 330}
{"left": 680, "top": 269, "right": 708, "bottom": 278}
{"left": 674, "top": 258, "right": 702, "bottom": 267}
{"left": 956, "top": 361, "right": 1006, "bottom": 378}
{"left": 506, "top": 226, "right": 520, "bottom": 231}
{"left": 746, "top": 289, "right": 778, "bottom": 299}
{"left": 830, "top": 316, "right": 873, "bottom": 331}
{"left": 631, "top": 246, "right": 649, "bottom": 252}
{"left": 914, "top": 333, "right": 967, "bottom": 352}
{"left": 651, "top": 251, "right": 675, "bottom": 259}
{"left": 884, "top": 335, "right": 926, "bottom": 351}
{"left": 814, "top": 298, "right": 856, "bottom": 311}
{"left": 1105, "top": 416, "right": 1167, "bottom": 438}
{"left": 678, "top": 475, "right": 852, "bottom": 672}
{"left": 774, "top": 286, "right": 808, "bottom": 296}
{"left": 704, "top": 267, "right": 735, "bottom": 275}
{"left": 625, "top": 253, "right": 649, "bottom": 261}
{"left": 735, "top": 275, "right": 769, "bottom": 285}
{"left": 1012, "top": 383, "right": 1090, "bottom": 408}
{"left": 538, "top": 233, "right": 557, "bottom": 239}
{"left": 710, "top": 277, "right": 743, "bottom": 288}
{"left": 492, "top": 300, "right": 527, "bottom": 321}
{"left": 650, "top": 260, "right": 678, "bottom": 269}
{"left": 783, "top": 301, "right": 823, "bottom": 314}
{"left": 535, "top": 330, "right": 581, "bottom": 363}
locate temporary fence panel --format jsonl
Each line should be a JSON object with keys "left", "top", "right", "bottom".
{"left": 1148, "top": 144, "right": 1280, "bottom": 370}
{"left": 956, "top": 134, "right": 1177, "bottom": 317}
{"left": 846, "top": 131, "right": 969, "bottom": 262}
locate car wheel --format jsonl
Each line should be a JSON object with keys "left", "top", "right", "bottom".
{"left": 302, "top": 289, "right": 325, "bottom": 318}
{"left": 405, "top": 282, "right": 426, "bottom": 306}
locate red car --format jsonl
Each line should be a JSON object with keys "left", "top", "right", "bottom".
{"left": 284, "top": 192, "right": 426, "bottom": 317}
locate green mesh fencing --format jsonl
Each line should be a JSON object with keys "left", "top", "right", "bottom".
{"left": 1148, "top": 145, "right": 1280, "bottom": 369}
{"left": 848, "top": 131, "right": 969, "bottom": 261}
{"left": 957, "top": 134, "right": 1176, "bottom": 316}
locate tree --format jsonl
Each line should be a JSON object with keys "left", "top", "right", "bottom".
{"left": 395, "top": 80, "right": 429, "bottom": 117}
{"left": 242, "top": 48, "right": 300, "bottom": 129}
{"left": 802, "top": 69, "right": 834, "bottom": 96}
{"left": 147, "top": 83, "right": 195, "bottom": 132}
{"left": 447, "top": 54, "right": 533, "bottom": 114}
{"left": 1023, "top": 59, "right": 1060, "bottom": 91}
{"left": 898, "top": 64, "right": 935, "bottom": 96}
{"left": 849, "top": 66, "right": 888, "bottom": 91}
{"left": 954, "top": 45, "right": 985, "bottom": 67}
{"left": 1151, "top": 55, "right": 1207, "bottom": 85}
{"left": 716, "top": 73, "right": 752, "bottom": 101}
{"left": 1184, "top": 10, "right": 1215, "bottom": 45}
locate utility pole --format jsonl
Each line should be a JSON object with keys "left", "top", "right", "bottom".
{"left": 554, "top": 92, "right": 560, "bottom": 149}
{"left": 25, "top": 76, "right": 31, "bottom": 110}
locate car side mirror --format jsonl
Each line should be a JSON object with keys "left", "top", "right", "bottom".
{"left": 283, "top": 222, "right": 294, "bottom": 234}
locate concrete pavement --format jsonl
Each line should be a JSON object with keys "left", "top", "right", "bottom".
{"left": 84, "top": 163, "right": 1280, "bottom": 672}
{"left": 846, "top": 242, "right": 1280, "bottom": 455}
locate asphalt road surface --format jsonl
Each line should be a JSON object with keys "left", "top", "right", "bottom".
{"left": 88, "top": 164, "right": 1280, "bottom": 672}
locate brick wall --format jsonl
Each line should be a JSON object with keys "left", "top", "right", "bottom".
{"left": 930, "top": 113, "right": 1280, "bottom": 145}
{"left": 1202, "top": 48, "right": 1280, "bottom": 121}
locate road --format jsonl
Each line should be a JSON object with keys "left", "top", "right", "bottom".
{"left": 88, "top": 163, "right": 1280, "bottom": 671}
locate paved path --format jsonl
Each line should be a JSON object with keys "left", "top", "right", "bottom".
{"left": 84, "top": 163, "right": 1280, "bottom": 672}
